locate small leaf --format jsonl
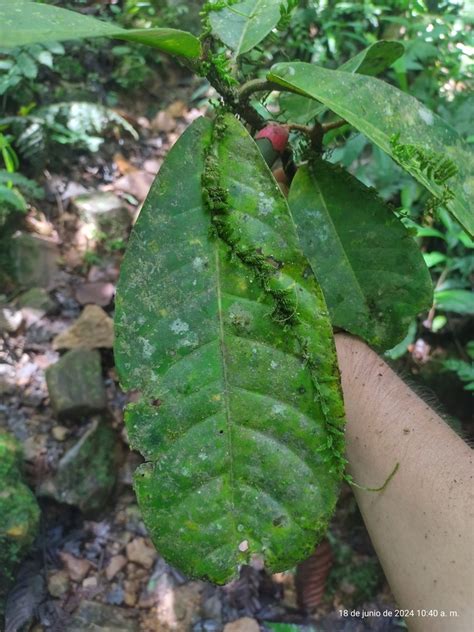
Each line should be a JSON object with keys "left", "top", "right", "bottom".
{"left": 434, "top": 289, "right": 474, "bottom": 314}
{"left": 0, "top": 185, "right": 27, "bottom": 211}
{"left": 115, "top": 116, "right": 345, "bottom": 584}
{"left": 288, "top": 159, "right": 433, "bottom": 350}
{"left": 279, "top": 40, "right": 405, "bottom": 125}
{"left": 385, "top": 321, "right": 417, "bottom": 360}
{"left": 269, "top": 63, "right": 474, "bottom": 236}
{"left": 16, "top": 52, "right": 37, "bottom": 79}
{"left": 209, "top": 0, "right": 281, "bottom": 56}
{"left": 0, "top": 0, "right": 200, "bottom": 59}
{"left": 423, "top": 251, "right": 446, "bottom": 268}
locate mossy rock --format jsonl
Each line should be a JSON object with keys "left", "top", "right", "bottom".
{"left": 39, "top": 418, "right": 118, "bottom": 514}
{"left": 45, "top": 348, "right": 107, "bottom": 419}
{"left": 0, "top": 433, "right": 40, "bottom": 614}
{"left": 0, "top": 432, "right": 22, "bottom": 480}
{"left": 17, "top": 287, "right": 56, "bottom": 314}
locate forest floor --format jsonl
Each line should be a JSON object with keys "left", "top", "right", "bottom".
{"left": 1, "top": 63, "right": 417, "bottom": 632}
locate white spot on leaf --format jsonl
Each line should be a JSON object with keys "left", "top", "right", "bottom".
{"left": 170, "top": 318, "right": 190, "bottom": 335}
{"left": 418, "top": 107, "right": 434, "bottom": 125}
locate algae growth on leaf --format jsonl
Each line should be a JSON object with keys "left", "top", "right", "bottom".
{"left": 114, "top": 115, "right": 345, "bottom": 584}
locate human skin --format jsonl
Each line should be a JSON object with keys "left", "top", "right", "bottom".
{"left": 334, "top": 333, "right": 473, "bottom": 632}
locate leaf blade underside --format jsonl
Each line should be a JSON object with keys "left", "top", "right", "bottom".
{"left": 114, "top": 116, "right": 345, "bottom": 584}
{"left": 0, "top": 0, "right": 200, "bottom": 59}
{"left": 289, "top": 159, "right": 434, "bottom": 350}
{"left": 269, "top": 63, "right": 474, "bottom": 236}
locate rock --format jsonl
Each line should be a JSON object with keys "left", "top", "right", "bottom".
{"left": 10, "top": 232, "right": 59, "bottom": 289}
{"left": 166, "top": 100, "right": 187, "bottom": 118}
{"left": 202, "top": 593, "right": 222, "bottom": 622}
{"left": 193, "top": 621, "right": 223, "bottom": 632}
{"left": 47, "top": 569, "right": 70, "bottom": 597}
{"left": 172, "top": 582, "right": 204, "bottom": 630}
{"left": 75, "top": 282, "right": 115, "bottom": 307}
{"left": 62, "top": 181, "right": 89, "bottom": 200}
{"left": 0, "top": 433, "right": 41, "bottom": 608}
{"left": 59, "top": 552, "right": 91, "bottom": 582}
{"left": 46, "top": 348, "right": 107, "bottom": 419}
{"left": 113, "top": 170, "right": 154, "bottom": 202}
{"left": 126, "top": 537, "right": 156, "bottom": 570}
{"left": 72, "top": 192, "right": 130, "bottom": 241}
{"left": 52, "top": 425, "right": 69, "bottom": 441}
{"left": 143, "top": 158, "right": 162, "bottom": 175}
{"left": 123, "top": 579, "right": 138, "bottom": 606}
{"left": 273, "top": 572, "right": 298, "bottom": 609}
{"left": 0, "top": 306, "right": 23, "bottom": 333}
{"left": 82, "top": 575, "right": 98, "bottom": 589}
{"left": 87, "top": 264, "right": 119, "bottom": 283}
{"left": 105, "top": 554, "right": 127, "bottom": 581}
{"left": 150, "top": 579, "right": 204, "bottom": 631}
{"left": 151, "top": 110, "right": 176, "bottom": 133}
{"left": 106, "top": 585, "right": 125, "bottom": 605}
{"left": 0, "top": 364, "right": 16, "bottom": 395}
{"left": 223, "top": 619, "right": 260, "bottom": 632}
{"left": 17, "top": 288, "right": 56, "bottom": 314}
{"left": 67, "top": 600, "right": 139, "bottom": 632}
{"left": 53, "top": 305, "right": 114, "bottom": 350}
{"left": 39, "top": 418, "right": 118, "bottom": 514}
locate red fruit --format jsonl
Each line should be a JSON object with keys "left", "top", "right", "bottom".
{"left": 255, "top": 124, "right": 289, "bottom": 153}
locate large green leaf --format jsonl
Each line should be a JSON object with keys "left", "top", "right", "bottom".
{"left": 279, "top": 40, "right": 405, "bottom": 125}
{"left": 208, "top": 0, "right": 281, "bottom": 56}
{"left": 0, "top": 0, "right": 200, "bottom": 59}
{"left": 269, "top": 63, "right": 474, "bottom": 236}
{"left": 288, "top": 159, "right": 433, "bottom": 350}
{"left": 114, "top": 115, "right": 345, "bottom": 584}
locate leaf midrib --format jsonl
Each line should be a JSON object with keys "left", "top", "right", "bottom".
{"left": 214, "top": 242, "right": 238, "bottom": 539}
{"left": 234, "top": 0, "right": 272, "bottom": 55}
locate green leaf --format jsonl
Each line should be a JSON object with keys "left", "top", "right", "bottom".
{"left": 385, "top": 320, "right": 417, "bottom": 360}
{"left": 279, "top": 40, "right": 405, "bottom": 125}
{"left": 17, "top": 51, "right": 38, "bottom": 79}
{"left": 0, "top": 170, "right": 44, "bottom": 198}
{"left": 0, "top": 0, "right": 200, "bottom": 59}
{"left": 423, "top": 251, "right": 446, "bottom": 268}
{"left": 209, "top": 0, "right": 281, "bottom": 56}
{"left": 114, "top": 116, "right": 345, "bottom": 584}
{"left": 268, "top": 63, "right": 474, "bottom": 236}
{"left": 442, "top": 358, "right": 474, "bottom": 390}
{"left": 0, "top": 185, "right": 27, "bottom": 211}
{"left": 434, "top": 289, "right": 474, "bottom": 314}
{"left": 288, "top": 159, "right": 433, "bottom": 350}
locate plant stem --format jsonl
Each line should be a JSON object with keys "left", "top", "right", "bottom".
{"left": 322, "top": 118, "right": 348, "bottom": 132}
{"left": 237, "top": 78, "right": 281, "bottom": 101}
{"left": 202, "top": 58, "right": 348, "bottom": 136}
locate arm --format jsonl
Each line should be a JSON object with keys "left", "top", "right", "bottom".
{"left": 335, "top": 333, "right": 473, "bottom": 632}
